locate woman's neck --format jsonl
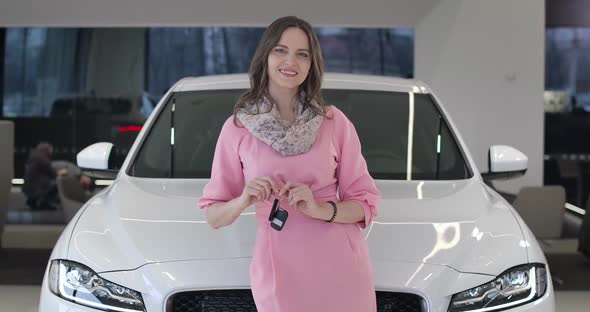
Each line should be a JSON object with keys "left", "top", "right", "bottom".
{"left": 268, "top": 83, "right": 299, "bottom": 124}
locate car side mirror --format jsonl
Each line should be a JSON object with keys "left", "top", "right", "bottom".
{"left": 482, "top": 145, "right": 528, "bottom": 181}
{"left": 77, "top": 142, "right": 118, "bottom": 179}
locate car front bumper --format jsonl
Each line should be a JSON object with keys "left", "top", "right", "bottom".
{"left": 39, "top": 259, "right": 555, "bottom": 312}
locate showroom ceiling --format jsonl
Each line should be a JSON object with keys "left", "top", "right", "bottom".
{"left": 0, "top": 0, "right": 439, "bottom": 28}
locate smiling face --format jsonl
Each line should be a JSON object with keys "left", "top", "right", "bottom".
{"left": 234, "top": 16, "right": 326, "bottom": 118}
{"left": 267, "top": 27, "right": 312, "bottom": 92}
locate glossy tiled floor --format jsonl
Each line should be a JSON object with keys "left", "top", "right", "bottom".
{"left": 554, "top": 291, "right": 590, "bottom": 311}
{"left": 0, "top": 286, "right": 41, "bottom": 312}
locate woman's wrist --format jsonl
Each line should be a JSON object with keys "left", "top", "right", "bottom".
{"left": 233, "top": 195, "right": 251, "bottom": 213}
{"left": 313, "top": 201, "right": 335, "bottom": 221}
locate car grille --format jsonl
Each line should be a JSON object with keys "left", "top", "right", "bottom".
{"left": 376, "top": 291, "right": 426, "bottom": 312}
{"left": 168, "top": 290, "right": 426, "bottom": 312}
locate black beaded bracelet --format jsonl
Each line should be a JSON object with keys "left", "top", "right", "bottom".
{"left": 326, "top": 200, "right": 338, "bottom": 223}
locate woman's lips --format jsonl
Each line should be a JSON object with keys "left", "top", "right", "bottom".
{"left": 279, "top": 69, "right": 297, "bottom": 77}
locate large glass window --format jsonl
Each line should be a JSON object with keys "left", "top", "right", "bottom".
{"left": 3, "top": 28, "right": 87, "bottom": 117}
{"left": 544, "top": 27, "right": 590, "bottom": 208}
{"left": 130, "top": 89, "right": 470, "bottom": 180}
{"left": 4, "top": 26, "right": 414, "bottom": 118}
{"left": 318, "top": 28, "right": 414, "bottom": 78}
{"left": 3, "top": 26, "right": 414, "bottom": 180}
{"left": 546, "top": 27, "right": 590, "bottom": 111}
{"left": 146, "top": 28, "right": 264, "bottom": 100}
{"left": 146, "top": 27, "right": 414, "bottom": 101}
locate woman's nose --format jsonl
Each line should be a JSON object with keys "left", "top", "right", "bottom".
{"left": 284, "top": 53, "right": 297, "bottom": 64}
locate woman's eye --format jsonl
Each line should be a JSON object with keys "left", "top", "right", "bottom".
{"left": 274, "top": 48, "right": 286, "bottom": 53}
{"left": 298, "top": 53, "right": 310, "bottom": 58}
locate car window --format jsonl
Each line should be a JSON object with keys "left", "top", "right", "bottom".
{"left": 129, "top": 89, "right": 471, "bottom": 180}
{"left": 411, "top": 93, "right": 470, "bottom": 180}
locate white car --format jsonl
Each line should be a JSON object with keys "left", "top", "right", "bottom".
{"left": 39, "top": 73, "right": 555, "bottom": 312}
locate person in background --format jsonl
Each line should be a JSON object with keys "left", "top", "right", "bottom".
{"left": 22, "top": 142, "right": 60, "bottom": 210}
{"left": 22, "top": 142, "right": 93, "bottom": 210}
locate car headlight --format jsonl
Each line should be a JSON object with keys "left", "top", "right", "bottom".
{"left": 448, "top": 264, "right": 547, "bottom": 312}
{"left": 48, "top": 260, "right": 145, "bottom": 312}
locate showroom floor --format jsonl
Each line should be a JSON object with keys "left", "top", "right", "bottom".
{"left": 2, "top": 225, "right": 590, "bottom": 311}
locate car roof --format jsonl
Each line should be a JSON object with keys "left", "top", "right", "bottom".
{"left": 172, "top": 73, "right": 431, "bottom": 94}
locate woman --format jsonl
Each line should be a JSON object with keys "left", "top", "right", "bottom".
{"left": 198, "top": 16, "right": 380, "bottom": 311}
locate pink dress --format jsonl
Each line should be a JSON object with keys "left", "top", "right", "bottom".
{"left": 198, "top": 106, "right": 380, "bottom": 312}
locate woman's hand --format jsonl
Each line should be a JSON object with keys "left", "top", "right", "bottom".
{"left": 238, "top": 177, "right": 279, "bottom": 208}
{"left": 279, "top": 182, "right": 320, "bottom": 219}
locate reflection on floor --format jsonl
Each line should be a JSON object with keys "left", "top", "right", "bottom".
{"left": 2, "top": 224, "right": 64, "bottom": 249}
{"left": 5, "top": 187, "right": 92, "bottom": 225}
{"left": 2, "top": 225, "right": 590, "bottom": 310}
{"left": 542, "top": 239, "right": 590, "bottom": 291}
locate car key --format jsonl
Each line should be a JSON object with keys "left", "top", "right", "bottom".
{"left": 269, "top": 199, "right": 288, "bottom": 231}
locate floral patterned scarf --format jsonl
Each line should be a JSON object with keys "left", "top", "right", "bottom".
{"left": 236, "top": 95, "right": 323, "bottom": 156}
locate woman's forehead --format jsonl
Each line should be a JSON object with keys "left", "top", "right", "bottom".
{"left": 277, "top": 28, "right": 309, "bottom": 50}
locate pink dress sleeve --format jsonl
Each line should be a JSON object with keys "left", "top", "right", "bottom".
{"left": 197, "top": 117, "right": 245, "bottom": 209}
{"left": 333, "top": 108, "right": 380, "bottom": 228}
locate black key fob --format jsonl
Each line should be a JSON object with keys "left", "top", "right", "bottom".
{"left": 270, "top": 208, "right": 288, "bottom": 231}
{"left": 269, "top": 199, "right": 288, "bottom": 231}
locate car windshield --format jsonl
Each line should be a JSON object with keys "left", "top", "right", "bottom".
{"left": 129, "top": 89, "right": 472, "bottom": 180}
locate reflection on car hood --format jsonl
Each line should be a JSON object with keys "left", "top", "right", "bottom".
{"left": 68, "top": 176, "right": 526, "bottom": 275}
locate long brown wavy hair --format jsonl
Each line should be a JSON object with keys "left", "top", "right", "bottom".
{"left": 233, "top": 16, "right": 329, "bottom": 125}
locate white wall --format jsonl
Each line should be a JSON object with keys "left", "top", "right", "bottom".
{"left": 415, "top": 0, "right": 545, "bottom": 193}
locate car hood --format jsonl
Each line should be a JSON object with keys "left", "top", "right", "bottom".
{"left": 68, "top": 176, "right": 527, "bottom": 275}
